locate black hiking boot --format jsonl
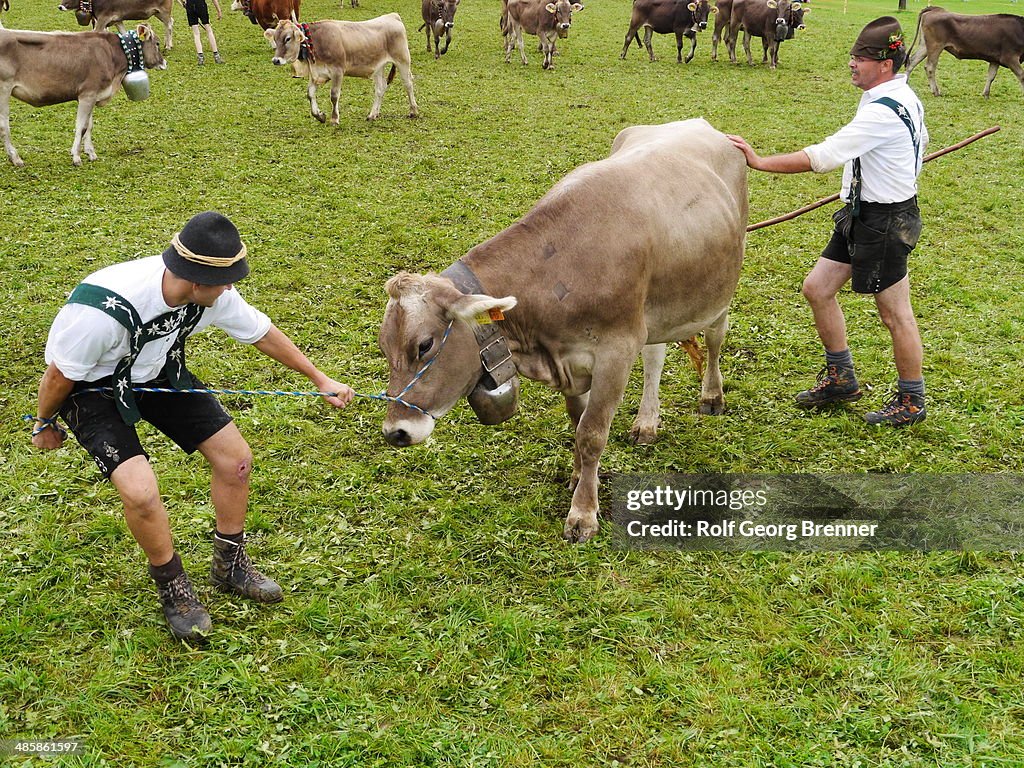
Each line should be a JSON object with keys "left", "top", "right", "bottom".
{"left": 864, "top": 391, "right": 926, "bottom": 427}
{"left": 795, "top": 365, "right": 862, "bottom": 408}
{"left": 155, "top": 571, "right": 212, "bottom": 643}
{"left": 211, "top": 534, "right": 284, "bottom": 603}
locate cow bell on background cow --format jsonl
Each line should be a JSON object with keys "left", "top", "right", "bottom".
{"left": 468, "top": 374, "right": 519, "bottom": 425}
{"left": 75, "top": 10, "right": 91, "bottom": 24}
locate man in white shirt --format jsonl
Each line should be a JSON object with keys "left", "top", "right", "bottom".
{"left": 727, "top": 17, "right": 929, "bottom": 427}
{"left": 30, "top": 211, "right": 355, "bottom": 643}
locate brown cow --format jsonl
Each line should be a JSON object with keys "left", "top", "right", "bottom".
{"left": 620, "top": 0, "right": 715, "bottom": 64}
{"left": 420, "top": 0, "right": 459, "bottom": 59}
{"left": 726, "top": 0, "right": 806, "bottom": 69}
{"left": 58, "top": 0, "right": 174, "bottom": 51}
{"left": 906, "top": 7, "right": 1024, "bottom": 98}
{"left": 378, "top": 119, "right": 747, "bottom": 543}
{"left": 0, "top": 24, "right": 165, "bottom": 166}
{"left": 230, "top": 0, "right": 299, "bottom": 30}
{"left": 505, "top": 0, "right": 584, "bottom": 70}
{"left": 265, "top": 16, "right": 418, "bottom": 124}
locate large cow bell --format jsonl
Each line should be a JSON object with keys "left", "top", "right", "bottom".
{"left": 122, "top": 70, "right": 151, "bottom": 101}
{"left": 468, "top": 375, "right": 519, "bottom": 425}
{"left": 75, "top": 10, "right": 91, "bottom": 24}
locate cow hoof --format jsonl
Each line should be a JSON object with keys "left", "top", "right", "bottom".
{"left": 699, "top": 397, "right": 725, "bottom": 416}
{"left": 629, "top": 423, "right": 659, "bottom": 445}
{"left": 314, "top": 113, "right": 326, "bottom": 124}
{"left": 72, "top": 157, "right": 83, "bottom": 167}
{"left": 563, "top": 515, "right": 599, "bottom": 544}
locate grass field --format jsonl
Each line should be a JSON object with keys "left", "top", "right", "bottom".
{"left": 2, "top": 0, "right": 1024, "bottom": 764}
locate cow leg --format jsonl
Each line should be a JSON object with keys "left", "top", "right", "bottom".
{"left": 563, "top": 350, "right": 638, "bottom": 543}
{"left": 441, "top": 29, "right": 451, "bottom": 56}
{"left": 329, "top": 79, "right": 342, "bottom": 125}
{"left": 307, "top": 80, "right": 326, "bottom": 123}
{"left": 699, "top": 309, "right": 729, "bottom": 415}
{"left": 924, "top": 52, "right": 941, "bottom": 96}
{"left": 1009, "top": 59, "right": 1024, "bottom": 96}
{"left": 768, "top": 41, "right": 777, "bottom": 70}
{"left": 982, "top": 63, "right": 999, "bottom": 98}
{"left": 684, "top": 32, "right": 697, "bottom": 64}
{"left": 643, "top": 28, "right": 655, "bottom": 62}
{"left": 395, "top": 62, "right": 419, "bottom": 118}
{"left": 425, "top": 26, "right": 432, "bottom": 54}
{"left": 0, "top": 85, "right": 24, "bottom": 167}
{"left": 162, "top": 12, "right": 174, "bottom": 50}
{"left": 629, "top": 343, "right": 666, "bottom": 445}
{"left": 727, "top": 24, "right": 739, "bottom": 64}
{"left": 82, "top": 111, "right": 97, "bottom": 162}
{"left": 742, "top": 31, "right": 752, "bottom": 65}
{"left": 71, "top": 98, "right": 97, "bottom": 166}
{"left": 564, "top": 391, "right": 590, "bottom": 491}
{"left": 517, "top": 28, "right": 527, "bottom": 65}
{"left": 675, "top": 33, "right": 683, "bottom": 64}
{"left": 620, "top": 25, "right": 639, "bottom": 59}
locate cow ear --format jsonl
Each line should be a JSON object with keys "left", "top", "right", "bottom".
{"left": 545, "top": 3, "right": 556, "bottom": 13}
{"left": 710, "top": 5, "right": 718, "bottom": 12}
{"left": 791, "top": 1, "right": 801, "bottom": 8}
{"left": 687, "top": 2, "right": 696, "bottom": 10}
{"left": 571, "top": 2, "right": 584, "bottom": 10}
{"left": 800, "top": 6, "right": 809, "bottom": 12}
{"left": 264, "top": 27, "right": 276, "bottom": 43}
{"left": 447, "top": 294, "right": 518, "bottom": 325}
{"left": 137, "top": 24, "right": 149, "bottom": 39}
{"left": 766, "top": 0, "right": 777, "bottom": 6}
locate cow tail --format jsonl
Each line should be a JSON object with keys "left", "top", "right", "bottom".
{"left": 418, "top": 22, "right": 425, "bottom": 31}
{"left": 387, "top": 64, "right": 397, "bottom": 84}
{"left": 906, "top": 6, "right": 936, "bottom": 65}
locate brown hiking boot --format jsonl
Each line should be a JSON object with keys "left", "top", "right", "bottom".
{"left": 864, "top": 391, "right": 926, "bottom": 427}
{"left": 155, "top": 571, "right": 212, "bottom": 643}
{"left": 211, "top": 534, "right": 284, "bottom": 603}
{"left": 795, "top": 365, "right": 862, "bottom": 408}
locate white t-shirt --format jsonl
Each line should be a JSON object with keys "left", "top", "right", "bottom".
{"left": 803, "top": 74, "right": 928, "bottom": 204}
{"left": 45, "top": 255, "right": 272, "bottom": 383}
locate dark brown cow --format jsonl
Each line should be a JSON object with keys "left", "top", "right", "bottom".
{"left": 726, "top": 0, "right": 806, "bottom": 69}
{"left": 710, "top": 0, "right": 732, "bottom": 61}
{"left": 58, "top": 0, "right": 173, "bottom": 51}
{"left": 265, "top": 16, "right": 418, "bottom": 124}
{"left": 230, "top": 0, "right": 299, "bottom": 29}
{"left": 505, "top": 0, "right": 584, "bottom": 70}
{"left": 620, "top": 0, "right": 715, "bottom": 64}
{"left": 419, "top": 0, "right": 459, "bottom": 59}
{"left": 0, "top": 24, "right": 165, "bottom": 166}
{"left": 906, "top": 7, "right": 1024, "bottom": 98}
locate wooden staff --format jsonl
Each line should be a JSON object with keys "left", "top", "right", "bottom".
{"left": 746, "top": 125, "right": 1001, "bottom": 233}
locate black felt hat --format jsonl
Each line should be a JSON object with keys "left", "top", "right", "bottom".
{"left": 162, "top": 211, "right": 250, "bottom": 285}
{"left": 850, "top": 16, "right": 904, "bottom": 60}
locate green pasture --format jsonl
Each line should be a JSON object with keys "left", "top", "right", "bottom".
{"left": 2, "top": 0, "right": 1023, "bottom": 763}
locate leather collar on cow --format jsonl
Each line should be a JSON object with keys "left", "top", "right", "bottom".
{"left": 117, "top": 31, "right": 145, "bottom": 73}
{"left": 80, "top": 0, "right": 93, "bottom": 16}
{"left": 298, "top": 23, "right": 317, "bottom": 63}
{"left": 441, "top": 260, "right": 518, "bottom": 392}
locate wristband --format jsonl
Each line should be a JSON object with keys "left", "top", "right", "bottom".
{"left": 31, "top": 417, "right": 67, "bottom": 438}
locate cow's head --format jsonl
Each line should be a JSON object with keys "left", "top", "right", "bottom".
{"left": 545, "top": 0, "right": 583, "bottom": 39}
{"left": 687, "top": 0, "right": 712, "bottom": 33}
{"left": 766, "top": 0, "right": 805, "bottom": 40}
{"left": 379, "top": 272, "right": 518, "bottom": 446}
{"left": 137, "top": 24, "right": 167, "bottom": 69}
{"left": 265, "top": 19, "right": 303, "bottom": 63}
{"left": 431, "top": 0, "right": 459, "bottom": 29}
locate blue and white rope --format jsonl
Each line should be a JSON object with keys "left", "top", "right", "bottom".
{"left": 23, "top": 320, "right": 457, "bottom": 428}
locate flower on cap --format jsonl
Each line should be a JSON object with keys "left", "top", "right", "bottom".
{"left": 887, "top": 32, "right": 904, "bottom": 50}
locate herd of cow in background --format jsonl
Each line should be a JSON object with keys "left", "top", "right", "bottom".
{"left": 0, "top": 0, "right": 1022, "bottom": 165}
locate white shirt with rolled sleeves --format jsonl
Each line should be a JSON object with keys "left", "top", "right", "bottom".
{"left": 45, "top": 255, "right": 272, "bottom": 383}
{"left": 803, "top": 74, "right": 928, "bottom": 205}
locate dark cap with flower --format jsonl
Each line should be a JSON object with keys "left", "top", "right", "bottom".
{"left": 850, "top": 16, "right": 904, "bottom": 60}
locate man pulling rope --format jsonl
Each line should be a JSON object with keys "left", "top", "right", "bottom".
{"left": 30, "top": 211, "right": 353, "bottom": 644}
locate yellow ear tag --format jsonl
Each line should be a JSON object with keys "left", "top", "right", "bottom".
{"left": 475, "top": 308, "right": 505, "bottom": 324}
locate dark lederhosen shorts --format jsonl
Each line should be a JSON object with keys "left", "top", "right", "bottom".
{"left": 184, "top": 0, "right": 211, "bottom": 26}
{"left": 59, "top": 376, "right": 233, "bottom": 479}
{"left": 822, "top": 197, "right": 922, "bottom": 294}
